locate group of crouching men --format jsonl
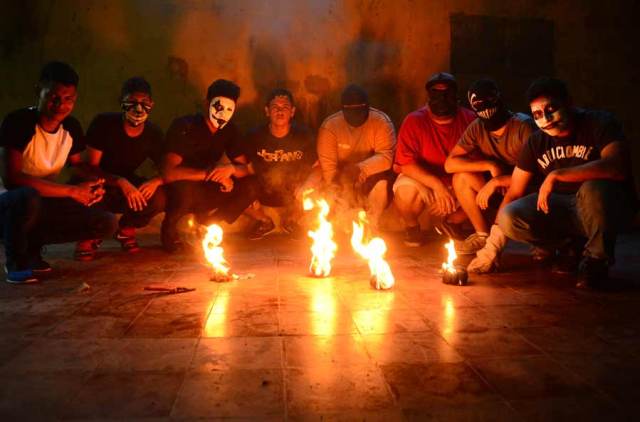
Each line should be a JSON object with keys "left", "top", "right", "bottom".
{"left": 0, "top": 61, "right": 636, "bottom": 289}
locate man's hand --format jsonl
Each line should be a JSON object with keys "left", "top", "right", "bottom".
{"left": 476, "top": 179, "right": 497, "bottom": 210}
{"left": 537, "top": 171, "right": 557, "bottom": 214}
{"left": 219, "top": 177, "right": 234, "bottom": 192}
{"left": 71, "top": 179, "right": 105, "bottom": 207}
{"left": 467, "top": 224, "right": 507, "bottom": 273}
{"left": 138, "top": 177, "right": 162, "bottom": 200}
{"left": 117, "top": 178, "right": 147, "bottom": 211}
{"left": 431, "top": 183, "right": 456, "bottom": 216}
{"left": 205, "top": 164, "right": 235, "bottom": 183}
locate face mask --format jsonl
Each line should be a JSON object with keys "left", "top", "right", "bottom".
{"left": 209, "top": 96, "right": 236, "bottom": 129}
{"left": 342, "top": 105, "right": 369, "bottom": 128}
{"left": 122, "top": 100, "right": 152, "bottom": 127}
{"left": 428, "top": 87, "right": 457, "bottom": 117}
{"left": 468, "top": 91, "right": 511, "bottom": 132}
{"left": 530, "top": 97, "right": 570, "bottom": 137}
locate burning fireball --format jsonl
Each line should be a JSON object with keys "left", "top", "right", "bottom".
{"left": 351, "top": 210, "right": 395, "bottom": 290}
{"left": 202, "top": 224, "right": 232, "bottom": 281}
{"left": 441, "top": 239, "right": 468, "bottom": 286}
{"left": 302, "top": 189, "right": 337, "bottom": 277}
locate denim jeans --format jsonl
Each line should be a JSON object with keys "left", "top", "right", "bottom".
{"left": 1, "top": 187, "right": 117, "bottom": 270}
{"left": 497, "top": 180, "right": 636, "bottom": 262}
{"left": 161, "top": 176, "right": 260, "bottom": 245}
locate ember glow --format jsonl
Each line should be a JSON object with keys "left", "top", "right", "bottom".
{"left": 202, "top": 224, "right": 231, "bottom": 278}
{"left": 302, "top": 189, "right": 337, "bottom": 277}
{"left": 442, "top": 239, "right": 458, "bottom": 273}
{"left": 351, "top": 210, "right": 395, "bottom": 290}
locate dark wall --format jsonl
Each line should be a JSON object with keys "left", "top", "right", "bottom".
{"left": 1, "top": 0, "right": 639, "bottom": 184}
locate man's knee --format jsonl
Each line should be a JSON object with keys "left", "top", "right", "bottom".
{"left": 577, "top": 180, "right": 612, "bottom": 206}
{"left": 452, "top": 172, "right": 483, "bottom": 195}
{"left": 394, "top": 184, "right": 420, "bottom": 207}
{"left": 368, "top": 180, "right": 388, "bottom": 206}
{"left": 497, "top": 202, "right": 526, "bottom": 240}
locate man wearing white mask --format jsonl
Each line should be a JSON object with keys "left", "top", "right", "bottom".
{"left": 161, "top": 79, "right": 259, "bottom": 252}
{"left": 80, "top": 77, "right": 166, "bottom": 258}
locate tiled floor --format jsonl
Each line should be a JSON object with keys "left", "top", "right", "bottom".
{"left": 1, "top": 230, "right": 640, "bottom": 420}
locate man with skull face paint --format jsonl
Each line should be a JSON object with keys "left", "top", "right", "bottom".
{"left": 444, "top": 79, "right": 536, "bottom": 269}
{"left": 316, "top": 84, "right": 396, "bottom": 230}
{"left": 82, "top": 77, "right": 166, "bottom": 257}
{"left": 393, "top": 72, "right": 475, "bottom": 247}
{"left": 161, "top": 79, "right": 259, "bottom": 252}
{"left": 497, "top": 77, "right": 637, "bottom": 289}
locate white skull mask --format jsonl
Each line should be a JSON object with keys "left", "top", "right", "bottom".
{"left": 209, "top": 96, "right": 236, "bottom": 129}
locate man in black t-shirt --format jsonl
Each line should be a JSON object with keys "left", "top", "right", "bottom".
{"left": 84, "top": 77, "right": 166, "bottom": 255}
{"left": 160, "top": 79, "right": 259, "bottom": 252}
{"left": 496, "top": 77, "right": 636, "bottom": 289}
{"left": 244, "top": 88, "right": 320, "bottom": 239}
{"left": 0, "top": 62, "right": 116, "bottom": 283}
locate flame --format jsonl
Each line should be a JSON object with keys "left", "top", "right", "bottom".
{"left": 302, "top": 189, "right": 337, "bottom": 277}
{"left": 351, "top": 210, "right": 395, "bottom": 289}
{"left": 442, "top": 239, "right": 457, "bottom": 273}
{"left": 202, "top": 224, "right": 230, "bottom": 276}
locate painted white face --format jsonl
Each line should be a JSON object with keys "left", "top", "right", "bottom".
{"left": 209, "top": 96, "right": 236, "bottom": 129}
{"left": 122, "top": 92, "right": 153, "bottom": 127}
{"left": 530, "top": 96, "right": 570, "bottom": 137}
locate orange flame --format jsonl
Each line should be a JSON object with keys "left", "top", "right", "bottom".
{"left": 351, "top": 210, "right": 395, "bottom": 289}
{"left": 302, "top": 189, "right": 337, "bottom": 277}
{"left": 202, "top": 224, "right": 230, "bottom": 276}
{"left": 442, "top": 239, "right": 457, "bottom": 273}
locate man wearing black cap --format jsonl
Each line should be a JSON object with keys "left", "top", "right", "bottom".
{"left": 444, "top": 79, "right": 536, "bottom": 270}
{"left": 393, "top": 72, "right": 475, "bottom": 246}
{"left": 160, "top": 79, "right": 259, "bottom": 252}
{"left": 316, "top": 84, "right": 396, "bottom": 229}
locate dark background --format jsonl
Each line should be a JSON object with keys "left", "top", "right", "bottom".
{"left": 1, "top": 0, "right": 638, "bottom": 189}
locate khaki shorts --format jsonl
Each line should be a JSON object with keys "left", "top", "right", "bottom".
{"left": 392, "top": 173, "right": 458, "bottom": 208}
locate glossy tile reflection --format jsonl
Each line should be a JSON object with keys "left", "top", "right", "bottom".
{"left": 1, "top": 232, "right": 639, "bottom": 419}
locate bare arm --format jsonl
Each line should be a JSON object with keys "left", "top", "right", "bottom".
{"left": 444, "top": 144, "right": 504, "bottom": 176}
{"left": 537, "top": 141, "right": 628, "bottom": 214}
{"left": 5, "top": 148, "right": 103, "bottom": 205}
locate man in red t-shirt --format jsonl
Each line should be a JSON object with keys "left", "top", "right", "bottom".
{"left": 393, "top": 72, "right": 475, "bottom": 246}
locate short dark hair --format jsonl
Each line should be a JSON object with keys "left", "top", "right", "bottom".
{"left": 526, "top": 77, "right": 570, "bottom": 104}
{"left": 206, "top": 79, "right": 240, "bottom": 103}
{"left": 121, "top": 76, "right": 152, "bottom": 99}
{"left": 265, "top": 88, "right": 294, "bottom": 106}
{"left": 38, "top": 61, "right": 79, "bottom": 87}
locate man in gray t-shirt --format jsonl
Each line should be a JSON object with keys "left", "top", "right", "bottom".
{"left": 444, "top": 79, "right": 536, "bottom": 271}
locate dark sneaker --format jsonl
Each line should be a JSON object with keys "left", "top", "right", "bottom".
{"left": 434, "top": 220, "right": 473, "bottom": 241}
{"left": 248, "top": 219, "right": 276, "bottom": 240}
{"left": 576, "top": 257, "right": 609, "bottom": 289}
{"left": 31, "top": 258, "right": 52, "bottom": 276}
{"left": 74, "top": 240, "right": 98, "bottom": 261}
{"left": 454, "top": 232, "right": 488, "bottom": 255}
{"left": 403, "top": 225, "right": 423, "bottom": 247}
{"left": 115, "top": 228, "right": 141, "bottom": 253}
{"left": 551, "top": 240, "right": 582, "bottom": 274}
{"left": 4, "top": 266, "right": 38, "bottom": 284}
{"left": 531, "top": 246, "right": 553, "bottom": 263}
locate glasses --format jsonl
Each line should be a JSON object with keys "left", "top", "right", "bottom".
{"left": 122, "top": 101, "right": 153, "bottom": 113}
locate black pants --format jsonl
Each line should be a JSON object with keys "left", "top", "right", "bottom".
{"left": 0, "top": 187, "right": 116, "bottom": 269}
{"left": 97, "top": 184, "right": 167, "bottom": 229}
{"left": 161, "top": 176, "right": 259, "bottom": 244}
